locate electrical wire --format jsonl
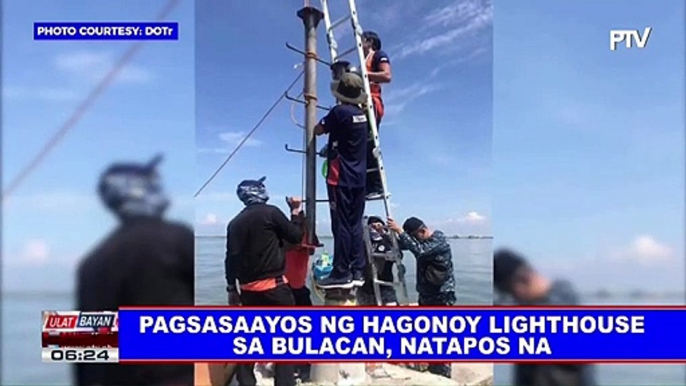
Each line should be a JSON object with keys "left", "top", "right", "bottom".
{"left": 194, "top": 70, "right": 305, "bottom": 198}
{"left": 299, "top": 90, "right": 307, "bottom": 199}
{"left": 1, "top": 0, "right": 181, "bottom": 202}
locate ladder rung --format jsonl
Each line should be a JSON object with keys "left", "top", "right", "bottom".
{"left": 304, "top": 193, "right": 390, "bottom": 204}
{"left": 334, "top": 46, "right": 357, "bottom": 61}
{"left": 328, "top": 15, "right": 351, "bottom": 32}
{"left": 366, "top": 193, "right": 390, "bottom": 201}
{"left": 303, "top": 198, "right": 330, "bottom": 203}
{"left": 372, "top": 252, "right": 398, "bottom": 261}
{"left": 284, "top": 93, "right": 332, "bottom": 111}
{"left": 373, "top": 279, "right": 396, "bottom": 287}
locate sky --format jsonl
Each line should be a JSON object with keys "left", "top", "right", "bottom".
{"left": 493, "top": 0, "right": 685, "bottom": 292}
{"left": 2, "top": 0, "right": 682, "bottom": 295}
{"left": 194, "top": 0, "right": 494, "bottom": 238}
{"left": 2, "top": 0, "right": 195, "bottom": 291}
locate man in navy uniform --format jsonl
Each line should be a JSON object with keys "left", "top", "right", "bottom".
{"left": 387, "top": 216, "right": 455, "bottom": 378}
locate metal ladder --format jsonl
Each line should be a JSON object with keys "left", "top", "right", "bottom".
{"left": 362, "top": 216, "right": 409, "bottom": 305}
{"left": 320, "top": 0, "right": 409, "bottom": 306}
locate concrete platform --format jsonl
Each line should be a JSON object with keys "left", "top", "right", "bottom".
{"left": 195, "top": 363, "right": 493, "bottom": 386}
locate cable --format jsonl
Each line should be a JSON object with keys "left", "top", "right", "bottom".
{"left": 194, "top": 70, "right": 305, "bottom": 198}
{"left": 1, "top": 0, "right": 181, "bottom": 202}
{"left": 290, "top": 92, "right": 305, "bottom": 129}
{"left": 300, "top": 90, "right": 307, "bottom": 199}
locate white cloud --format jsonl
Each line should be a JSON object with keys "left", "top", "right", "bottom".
{"left": 394, "top": 0, "right": 492, "bottom": 60}
{"left": 456, "top": 211, "right": 487, "bottom": 223}
{"left": 2, "top": 86, "right": 79, "bottom": 102}
{"left": 54, "top": 51, "right": 153, "bottom": 84}
{"left": 199, "top": 213, "right": 221, "bottom": 226}
{"left": 2, "top": 51, "right": 151, "bottom": 104}
{"left": 196, "top": 191, "right": 287, "bottom": 205}
{"left": 197, "top": 131, "right": 263, "bottom": 154}
{"left": 428, "top": 46, "right": 489, "bottom": 77}
{"left": 3, "top": 191, "right": 99, "bottom": 213}
{"left": 219, "top": 132, "right": 262, "bottom": 147}
{"left": 4, "top": 190, "right": 192, "bottom": 215}
{"left": 195, "top": 192, "right": 236, "bottom": 202}
{"left": 196, "top": 147, "right": 230, "bottom": 154}
{"left": 21, "top": 239, "right": 50, "bottom": 266}
{"left": 384, "top": 82, "right": 442, "bottom": 116}
{"left": 611, "top": 235, "right": 673, "bottom": 266}
{"left": 427, "top": 152, "right": 458, "bottom": 168}
{"left": 366, "top": 1, "right": 407, "bottom": 29}
{"left": 422, "top": 0, "right": 491, "bottom": 29}
{"left": 430, "top": 211, "right": 490, "bottom": 236}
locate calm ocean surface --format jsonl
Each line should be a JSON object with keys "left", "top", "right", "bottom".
{"left": 195, "top": 236, "right": 493, "bottom": 306}
{"left": 2, "top": 236, "right": 682, "bottom": 385}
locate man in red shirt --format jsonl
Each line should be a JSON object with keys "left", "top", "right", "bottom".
{"left": 362, "top": 31, "right": 392, "bottom": 199}
{"left": 284, "top": 210, "right": 318, "bottom": 306}
{"left": 283, "top": 209, "right": 319, "bottom": 382}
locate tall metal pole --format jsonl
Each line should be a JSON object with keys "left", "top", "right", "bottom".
{"left": 298, "top": 6, "right": 323, "bottom": 244}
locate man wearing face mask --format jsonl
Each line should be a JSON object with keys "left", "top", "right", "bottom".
{"left": 494, "top": 249, "right": 596, "bottom": 386}
{"left": 75, "top": 155, "right": 194, "bottom": 386}
{"left": 225, "top": 176, "right": 303, "bottom": 386}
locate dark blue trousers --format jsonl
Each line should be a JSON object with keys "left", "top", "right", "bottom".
{"left": 327, "top": 184, "right": 366, "bottom": 279}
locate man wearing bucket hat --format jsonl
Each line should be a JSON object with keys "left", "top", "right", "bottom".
{"left": 225, "top": 176, "right": 303, "bottom": 386}
{"left": 75, "top": 154, "right": 194, "bottom": 386}
{"left": 314, "top": 72, "right": 369, "bottom": 289}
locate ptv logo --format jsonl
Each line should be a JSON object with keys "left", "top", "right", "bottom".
{"left": 610, "top": 27, "right": 652, "bottom": 51}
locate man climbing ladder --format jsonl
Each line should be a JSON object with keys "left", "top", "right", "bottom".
{"left": 361, "top": 31, "right": 392, "bottom": 200}
{"left": 315, "top": 71, "right": 369, "bottom": 290}
{"left": 317, "top": 0, "right": 408, "bottom": 306}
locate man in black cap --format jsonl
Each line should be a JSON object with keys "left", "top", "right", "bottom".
{"left": 387, "top": 216, "right": 455, "bottom": 378}
{"left": 226, "top": 176, "right": 303, "bottom": 386}
{"left": 75, "top": 154, "right": 194, "bottom": 386}
{"left": 357, "top": 216, "right": 399, "bottom": 306}
{"left": 315, "top": 72, "right": 369, "bottom": 290}
{"left": 494, "top": 249, "right": 596, "bottom": 386}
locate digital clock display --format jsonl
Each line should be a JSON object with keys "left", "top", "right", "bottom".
{"left": 42, "top": 348, "right": 119, "bottom": 363}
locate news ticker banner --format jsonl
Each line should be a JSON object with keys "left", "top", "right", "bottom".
{"left": 44, "top": 307, "right": 686, "bottom": 363}
{"left": 34, "top": 22, "right": 178, "bottom": 40}
{"left": 113, "top": 307, "right": 686, "bottom": 363}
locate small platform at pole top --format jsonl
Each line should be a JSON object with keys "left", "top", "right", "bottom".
{"left": 297, "top": 6, "right": 324, "bottom": 23}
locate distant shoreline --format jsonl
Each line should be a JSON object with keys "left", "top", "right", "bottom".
{"left": 22, "top": 239, "right": 671, "bottom": 301}
{"left": 6, "top": 290, "right": 682, "bottom": 301}
{"left": 2, "top": 289, "right": 686, "bottom": 305}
